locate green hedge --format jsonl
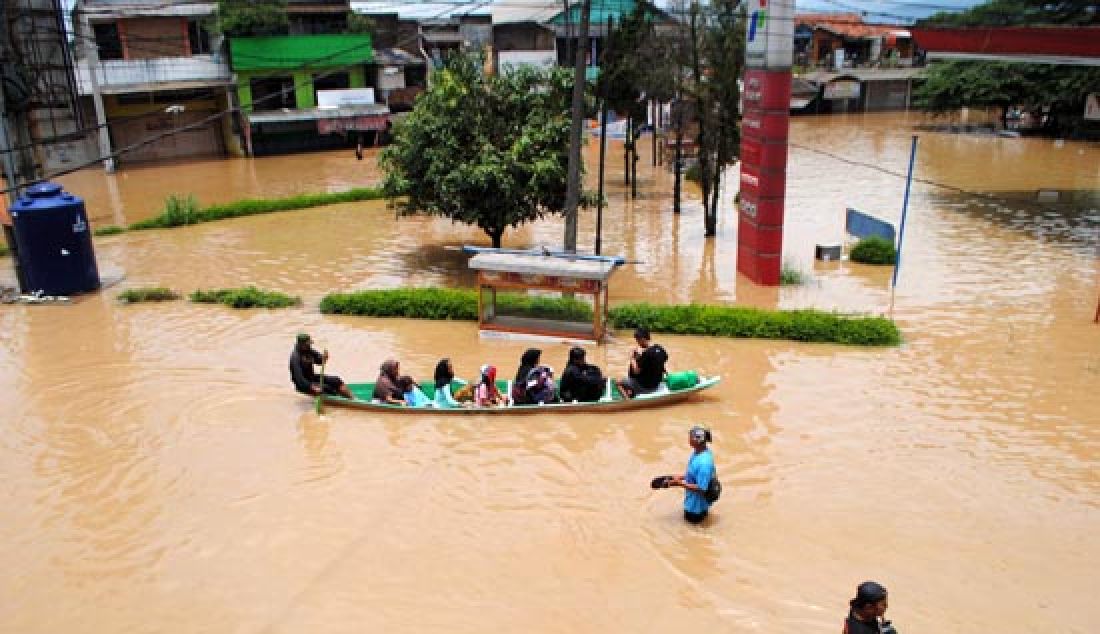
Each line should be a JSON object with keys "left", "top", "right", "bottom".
{"left": 118, "top": 287, "right": 180, "bottom": 303}
{"left": 320, "top": 288, "right": 593, "bottom": 321}
{"left": 0, "top": 243, "right": 7, "bottom": 257}
{"left": 850, "top": 236, "right": 897, "bottom": 265}
{"left": 94, "top": 225, "right": 126, "bottom": 236}
{"left": 190, "top": 286, "right": 301, "bottom": 309}
{"left": 319, "top": 288, "right": 899, "bottom": 346}
{"left": 608, "top": 303, "right": 900, "bottom": 346}
{"left": 129, "top": 187, "right": 385, "bottom": 231}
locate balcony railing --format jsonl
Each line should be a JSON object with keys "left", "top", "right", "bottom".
{"left": 76, "top": 54, "right": 231, "bottom": 94}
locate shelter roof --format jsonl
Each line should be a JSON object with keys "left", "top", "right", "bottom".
{"left": 468, "top": 253, "right": 619, "bottom": 281}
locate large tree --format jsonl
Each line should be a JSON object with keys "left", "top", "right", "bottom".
{"left": 216, "top": 0, "right": 288, "bottom": 36}
{"left": 915, "top": 0, "right": 1100, "bottom": 135}
{"left": 380, "top": 55, "right": 580, "bottom": 248}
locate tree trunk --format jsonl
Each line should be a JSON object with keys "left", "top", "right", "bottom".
{"left": 624, "top": 116, "right": 632, "bottom": 186}
{"left": 708, "top": 166, "right": 721, "bottom": 235}
{"left": 631, "top": 128, "right": 638, "bottom": 199}
{"left": 673, "top": 101, "right": 683, "bottom": 214}
{"left": 489, "top": 228, "right": 504, "bottom": 248}
{"left": 689, "top": 3, "right": 715, "bottom": 237}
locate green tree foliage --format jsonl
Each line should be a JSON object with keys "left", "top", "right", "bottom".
{"left": 380, "top": 55, "right": 580, "bottom": 248}
{"left": 915, "top": 61, "right": 1100, "bottom": 134}
{"left": 346, "top": 12, "right": 374, "bottom": 35}
{"left": 919, "top": 0, "right": 1098, "bottom": 26}
{"left": 217, "top": 0, "right": 288, "bottom": 37}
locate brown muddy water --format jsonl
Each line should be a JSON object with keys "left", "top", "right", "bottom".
{"left": 1, "top": 112, "right": 1098, "bottom": 633}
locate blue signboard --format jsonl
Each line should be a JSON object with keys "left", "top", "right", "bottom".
{"left": 845, "top": 208, "right": 896, "bottom": 243}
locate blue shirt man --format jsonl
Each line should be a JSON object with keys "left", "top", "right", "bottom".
{"left": 671, "top": 426, "right": 716, "bottom": 524}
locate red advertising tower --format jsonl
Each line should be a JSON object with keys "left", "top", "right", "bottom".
{"left": 738, "top": 0, "right": 794, "bottom": 285}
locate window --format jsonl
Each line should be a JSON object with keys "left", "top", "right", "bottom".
{"left": 188, "top": 20, "right": 211, "bottom": 55}
{"left": 250, "top": 77, "right": 296, "bottom": 112}
{"left": 93, "top": 23, "right": 123, "bottom": 60}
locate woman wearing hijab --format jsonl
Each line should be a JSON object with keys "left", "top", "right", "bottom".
{"left": 475, "top": 365, "right": 508, "bottom": 407}
{"left": 559, "top": 346, "right": 605, "bottom": 402}
{"left": 511, "top": 348, "right": 541, "bottom": 404}
{"left": 432, "top": 358, "right": 463, "bottom": 408}
{"left": 372, "top": 359, "right": 405, "bottom": 405}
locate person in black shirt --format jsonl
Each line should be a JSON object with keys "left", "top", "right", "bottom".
{"left": 289, "top": 333, "right": 355, "bottom": 399}
{"left": 559, "top": 347, "right": 605, "bottom": 403}
{"left": 843, "top": 581, "right": 898, "bottom": 634}
{"left": 617, "top": 327, "right": 668, "bottom": 398}
{"left": 511, "top": 348, "right": 542, "bottom": 404}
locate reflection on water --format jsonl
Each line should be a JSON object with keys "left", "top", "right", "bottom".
{"left": 1, "top": 111, "right": 1098, "bottom": 633}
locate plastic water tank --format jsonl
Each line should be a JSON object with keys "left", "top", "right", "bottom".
{"left": 9, "top": 182, "right": 100, "bottom": 295}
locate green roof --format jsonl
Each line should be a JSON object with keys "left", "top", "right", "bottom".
{"left": 230, "top": 34, "right": 373, "bottom": 72}
{"left": 551, "top": 0, "right": 667, "bottom": 25}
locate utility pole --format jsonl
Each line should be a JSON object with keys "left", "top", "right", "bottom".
{"left": 595, "top": 16, "right": 612, "bottom": 256}
{"left": 77, "top": 7, "right": 115, "bottom": 172}
{"left": 562, "top": 0, "right": 590, "bottom": 253}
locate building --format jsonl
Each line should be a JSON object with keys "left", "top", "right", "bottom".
{"left": 547, "top": 0, "right": 677, "bottom": 81}
{"left": 800, "top": 68, "right": 924, "bottom": 112}
{"left": 73, "top": 0, "right": 237, "bottom": 165}
{"left": 795, "top": 13, "right": 915, "bottom": 70}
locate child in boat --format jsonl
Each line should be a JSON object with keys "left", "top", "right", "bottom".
{"left": 475, "top": 365, "right": 509, "bottom": 407}
{"left": 398, "top": 375, "right": 432, "bottom": 408}
{"left": 524, "top": 364, "right": 557, "bottom": 404}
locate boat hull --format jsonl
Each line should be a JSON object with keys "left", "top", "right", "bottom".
{"left": 318, "top": 376, "right": 721, "bottom": 414}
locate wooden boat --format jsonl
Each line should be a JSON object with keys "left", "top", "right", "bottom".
{"left": 319, "top": 375, "right": 721, "bottom": 414}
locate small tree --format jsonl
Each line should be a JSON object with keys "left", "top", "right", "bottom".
{"left": 381, "top": 55, "right": 583, "bottom": 248}
{"left": 217, "top": 0, "right": 288, "bottom": 36}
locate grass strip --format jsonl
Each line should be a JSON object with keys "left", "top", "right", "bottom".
{"left": 129, "top": 187, "right": 385, "bottom": 231}
{"left": 118, "top": 287, "right": 180, "bottom": 303}
{"left": 190, "top": 286, "right": 302, "bottom": 309}
{"left": 320, "top": 288, "right": 593, "bottom": 321}
{"left": 94, "top": 225, "right": 127, "bottom": 236}
{"left": 319, "top": 288, "right": 900, "bottom": 346}
{"left": 608, "top": 302, "right": 900, "bottom": 346}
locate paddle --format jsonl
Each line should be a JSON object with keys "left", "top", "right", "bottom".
{"left": 650, "top": 475, "right": 675, "bottom": 489}
{"left": 314, "top": 349, "right": 328, "bottom": 415}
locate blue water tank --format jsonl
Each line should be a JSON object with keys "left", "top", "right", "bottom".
{"left": 9, "top": 182, "right": 100, "bottom": 296}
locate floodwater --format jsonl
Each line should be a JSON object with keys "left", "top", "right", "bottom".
{"left": 2, "top": 111, "right": 1098, "bottom": 633}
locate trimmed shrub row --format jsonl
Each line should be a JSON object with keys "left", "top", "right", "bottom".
{"left": 320, "top": 288, "right": 593, "bottom": 322}
{"left": 850, "top": 236, "right": 897, "bottom": 265}
{"left": 118, "top": 287, "right": 180, "bottom": 303}
{"left": 190, "top": 286, "right": 301, "bottom": 309}
{"left": 125, "top": 187, "right": 386, "bottom": 231}
{"left": 607, "top": 303, "right": 900, "bottom": 346}
{"left": 319, "top": 288, "right": 900, "bottom": 346}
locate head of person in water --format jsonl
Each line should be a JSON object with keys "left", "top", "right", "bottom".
{"left": 689, "top": 425, "right": 712, "bottom": 451}
{"left": 849, "top": 581, "right": 889, "bottom": 621}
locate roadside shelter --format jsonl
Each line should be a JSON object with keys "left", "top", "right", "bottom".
{"left": 467, "top": 251, "right": 623, "bottom": 342}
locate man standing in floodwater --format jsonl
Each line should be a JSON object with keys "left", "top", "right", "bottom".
{"left": 669, "top": 426, "right": 716, "bottom": 524}
{"left": 289, "top": 333, "right": 355, "bottom": 400}
{"left": 844, "top": 581, "right": 898, "bottom": 634}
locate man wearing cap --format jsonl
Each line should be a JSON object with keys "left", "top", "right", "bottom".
{"left": 669, "top": 426, "right": 716, "bottom": 524}
{"left": 844, "top": 581, "right": 897, "bottom": 634}
{"left": 617, "top": 327, "right": 668, "bottom": 398}
{"left": 289, "top": 333, "right": 355, "bottom": 400}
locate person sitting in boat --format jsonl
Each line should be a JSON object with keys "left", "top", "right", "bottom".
{"left": 475, "top": 365, "right": 509, "bottom": 407}
{"left": 524, "top": 364, "right": 557, "bottom": 404}
{"left": 511, "top": 348, "right": 542, "bottom": 404}
{"left": 289, "top": 332, "right": 355, "bottom": 400}
{"left": 433, "top": 358, "right": 465, "bottom": 408}
{"left": 617, "top": 327, "right": 668, "bottom": 398}
{"left": 373, "top": 359, "right": 406, "bottom": 405}
{"left": 559, "top": 347, "right": 605, "bottom": 403}
{"left": 398, "top": 375, "right": 432, "bottom": 408}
